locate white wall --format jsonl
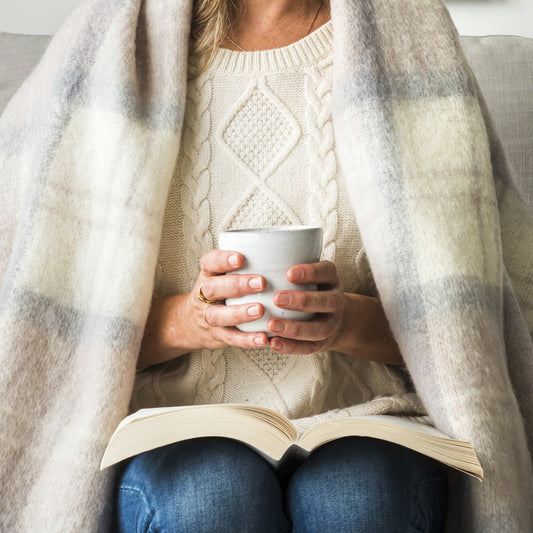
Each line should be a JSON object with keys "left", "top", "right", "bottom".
{"left": 446, "top": 0, "right": 533, "bottom": 39}
{"left": 0, "top": 0, "right": 532, "bottom": 38}
{"left": 0, "top": 0, "right": 80, "bottom": 35}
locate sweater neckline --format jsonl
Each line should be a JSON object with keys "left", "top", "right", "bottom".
{"left": 207, "top": 20, "right": 333, "bottom": 74}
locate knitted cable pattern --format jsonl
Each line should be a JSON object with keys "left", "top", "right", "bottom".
{"left": 194, "top": 347, "right": 226, "bottom": 404}
{"left": 181, "top": 74, "right": 214, "bottom": 283}
{"left": 179, "top": 74, "right": 227, "bottom": 403}
{"left": 305, "top": 59, "right": 338, "bottom": 262}
{"left": 218, "top": 78, "right": 302, "bottom": 231}
{"left": 309, "top": 351, "right": 333, "bottom": 410}
{"left": 305, "top": 59, "right": 338, "bottom": 409}
{"left": 335, "top": 353, "right": 373, "bottom": 405}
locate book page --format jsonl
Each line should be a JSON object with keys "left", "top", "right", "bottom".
{"left": 300, "top": 414, "right": 466, "bottom": 442}
{"left": 298, "top": 414, "right": 483, "bottom": 480}
{"left": 101, "top": 404, "right": 298, "bottom": 470}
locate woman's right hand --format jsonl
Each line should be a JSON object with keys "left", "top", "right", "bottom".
{"left": 137, "top": 250, "right": 268, "bottom": 368}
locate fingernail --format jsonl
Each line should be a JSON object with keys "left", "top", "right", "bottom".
{"left": 254, "top": 335, "right": 266, "bottom": 346}
{"left": 271, "top": 339, "right": 283, "bottom": 350}
{"left": 277, "top": 292, "right": 290, "bottom": 306}
{"left": 228, "top": 253, "right": 239, "bottom": 266}
{"left": 247, "top": 304, "right": 261, "bottom": 317}
{"left": 290, "top": 269, "right": 303, "bottom": 282}
{"left": 249, "top": 276, "right": 263, "bottom": 290}
{"left": 270, "top": 320, "right": 285, "bottom": 333}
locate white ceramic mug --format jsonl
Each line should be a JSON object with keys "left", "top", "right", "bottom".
{"left": 218, "top": 225, "right": 323, "bottom": 334}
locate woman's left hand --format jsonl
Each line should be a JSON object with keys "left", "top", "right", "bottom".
{"left": 267, "top": 260, "right": 345, "bottom": 355}
{"left": 268, "top": 260, "right": 403, "bottom": 365}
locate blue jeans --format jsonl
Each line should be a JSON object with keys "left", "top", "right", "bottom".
{"left": 113, "top": 437, "right": 448, "bottom": 532}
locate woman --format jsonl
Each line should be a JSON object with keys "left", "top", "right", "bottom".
{"left": 115, "top": 1, "right": 448, "bottom": 531}
{"left": 0, "top": 0, "right": 531, "bottom": 531}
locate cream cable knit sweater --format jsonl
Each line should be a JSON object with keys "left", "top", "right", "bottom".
{"left": 131, "top": 23, "right": 425, "bottom": 429}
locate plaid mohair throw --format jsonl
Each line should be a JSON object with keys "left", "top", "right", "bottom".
{"left": 0, "top": 0, "right": 531, "bottom": 531}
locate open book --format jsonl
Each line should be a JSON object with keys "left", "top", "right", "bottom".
{"left": 100, "top": 404, "right": 483, "bottom": 480}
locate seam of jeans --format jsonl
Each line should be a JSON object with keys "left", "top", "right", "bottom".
{"left": 409, "top": 476, "right": 448, "bottom": 533}
{"left": 118, "top": 486, "right": 156, "bottom": 532}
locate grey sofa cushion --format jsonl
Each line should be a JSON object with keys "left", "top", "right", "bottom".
{"left": 0, "top": 32, "right": 51, "bottom": 112}
{"left": 461, "top": 35, "right": 533, "bottom": 206}
{"left": 0, "top": 31, "right": 531, "bottom": 207}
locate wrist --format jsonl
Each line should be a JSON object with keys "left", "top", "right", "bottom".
{"left": 137, "top": 294, "right": 191, "bottom": 368}
{"left": 329, "top": 292, "right": 359, "bottom": 356}
{"left": 330, "top": 292, "right": 403, "bottom": 366}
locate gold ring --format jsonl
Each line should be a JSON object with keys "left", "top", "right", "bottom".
{"left": 197, "top": 285, "right": 217, "bottom": 305}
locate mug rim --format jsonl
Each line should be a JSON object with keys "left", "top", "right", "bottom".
{"left": 219, "top": 225, "right": 322, "bottom": 235}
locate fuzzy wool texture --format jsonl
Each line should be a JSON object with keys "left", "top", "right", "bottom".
{"left": 0, "top": 0, "right": 532, "bottom": 531}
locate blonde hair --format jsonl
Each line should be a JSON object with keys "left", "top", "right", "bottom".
{"left": 189, "top": 0, "right": 329, "bottom": 73}
{"left": 190, "top": 0, "right": 241, "bottom": 72}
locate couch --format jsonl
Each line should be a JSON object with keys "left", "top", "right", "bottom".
{"left": 1, "top": 32, "right": 532, "bottom": 209}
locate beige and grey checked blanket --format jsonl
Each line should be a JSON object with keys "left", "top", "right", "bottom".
{"left": 0, "top": 0, "right": 532, "bottom": 530}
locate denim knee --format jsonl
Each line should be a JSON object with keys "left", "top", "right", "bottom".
{"left": 113, "top": 437, "right": 290, "bottom": 533}
{"left": 286, "top": 437, "right": 448, "bottom": 533}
